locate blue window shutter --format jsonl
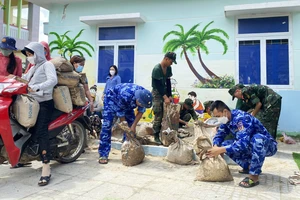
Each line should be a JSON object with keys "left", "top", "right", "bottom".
{"left": 98, "top": 46, "right": 114, "bottom": 83}
{"left": 266, "top": 39, "right": 289, "bottom": 85}
{"left": 238, "top": 16, "right": 289, "bottom": 34}
{"left": 239, "top": 41, "right": 261, "bottom": 84}
{"left": 99, "top": 26, "right": 135, "bottom": 40}
{"left": 118, "top": 45, "right": 134, "bottom": 83}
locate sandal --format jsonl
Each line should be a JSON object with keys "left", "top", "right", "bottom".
{"left": 38, "top": 174, "right": 51, "bottom": 186}
{"left": 10, "top": 162, "right": 32, "bottom": 169}
{"left": 239, "top": 177, "right": 259, "bottom": 188}
{"left": 238, "top": 169, "right": 249, "bottom": 174}
{"left": 98, "top": 157, "right": 108, "bottom": 164}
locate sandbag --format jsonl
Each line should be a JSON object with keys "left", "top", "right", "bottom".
{"left": 53, "top": 86, "right": 73, "bottom": 113}
{"left": 12, "top": 95, "right": 40, "bottom": 128}
{"left": 50, "top": 57, "right": 73, "bottom": 72}
{"left": 161, "top": 103, "right": 181, "bottom": 132}
{"left": 194, "top": 136, "right": 233, "bottom": 182}
{"left": 79, "top": 73, "right": 88, "bottom": 85}
{"left": 117, "top": 121, "right": 145, "bottom": 166}
{"left": 57, "top": 71, "right": 80, "bottom": 87}
{"left": 161, "top": 127, "right": 177, "bottom": 147}
{"left": 69, "top": 84, "right": 86, "bottom": 106}
{"left": 166, "top": 138, "right": 194, "bottom": 165}
{"left": 137, "top": 122, "right": 154, "bottom": 137}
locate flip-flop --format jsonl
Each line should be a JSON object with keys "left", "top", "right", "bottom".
{"left": 10, "top": 163, "right": 32, "bottom": 169}
{"left": 38, "top": 174, "right": 51, "bottom": 186}
{"left": 239, "top": 177, "right": 259, "bottom": 188}
{"left": 98, "top": 157, "right": 108, "bottom": 164}
{"left": 238, "top": 169, "right": 249, "bottom": 174}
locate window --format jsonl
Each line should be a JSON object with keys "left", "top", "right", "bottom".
{"left": 97, "top": 26, "right": 135, "bottom": 83}
{"left": 237, "top": 16, "right": 291, "bottom": 87}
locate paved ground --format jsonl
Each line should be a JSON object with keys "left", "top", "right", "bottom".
{"left": 0, "top": 141, "right": 299, "bottom": 200}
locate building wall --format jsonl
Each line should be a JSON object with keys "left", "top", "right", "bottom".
{"left": 47, "top": 0, "right": 300, "bottom": 134}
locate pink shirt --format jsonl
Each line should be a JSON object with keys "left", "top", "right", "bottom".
{"left": 0, "top": 52, "right": 23, "bottom": 77}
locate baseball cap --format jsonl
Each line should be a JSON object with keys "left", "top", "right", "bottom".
{"left": 184, "top": 98, "right": 193, "bottom": 109}
{"left": 135, "top": 89, "right": 153, "bottom": 108}
{"left": 228, "top": 84, "right": 245, "bottom": 100}
{"left": 0, "top": 37, "right": 17, "bottom": 50}
{"left": 165, "top": 52, "right": 177, "bottom": 64}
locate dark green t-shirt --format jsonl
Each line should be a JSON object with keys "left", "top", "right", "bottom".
{"left": 151, "top": 63, "right": 172, "bottom": 95}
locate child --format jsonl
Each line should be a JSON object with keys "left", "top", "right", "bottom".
{"left": 188, "top": 91, "right": 204, "bottom": 114}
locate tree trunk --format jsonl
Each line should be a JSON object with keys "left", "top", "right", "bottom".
{"left": 183, "top": 49, "right": 208, "bottom": 84}
{"left": 197, "top": 49, "right": 220, "bottom": 79}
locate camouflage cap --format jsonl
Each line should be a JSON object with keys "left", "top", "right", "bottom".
{"left": 228, "top": 83, "right": 245, "bottom": 100}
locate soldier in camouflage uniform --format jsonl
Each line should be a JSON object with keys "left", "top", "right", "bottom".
{"left": 207, "top": 100, "right": 277, "bottom": 188}
{"left": 98, "top": 83, "right": 152, "bottom": 164}
{"left": 151, "top": 52, "right": 177, "bottom": 144}
{"left": 228, "top": 84, "right": 282, "bottom": 139}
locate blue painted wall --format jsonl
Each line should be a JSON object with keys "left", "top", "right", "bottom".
{"left": 46, "top": 0, "right": 300, "bottom": 134}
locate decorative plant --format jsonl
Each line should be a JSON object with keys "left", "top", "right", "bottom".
{"left": 49, "top": 29, "right": 94, "bottom": 59}
{"left": 193, "top": 75, "right": 235, "bottom": 88}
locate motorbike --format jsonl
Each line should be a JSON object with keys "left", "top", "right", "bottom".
{"left": 0, "top": 75, "right": 92, "bottom": 167}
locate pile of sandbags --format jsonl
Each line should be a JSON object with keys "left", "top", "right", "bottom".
{"left": 12, "top": 95, "right": 40, "bottom": 128}
{"left": 51, "top": 57, "right": 88, "bottom": 112}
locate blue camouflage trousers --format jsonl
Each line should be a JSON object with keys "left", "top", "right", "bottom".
{"left": 223, "top": 133, "right": 277, "bottom": 175}
{"left": 98, "top": 102, "right": 135, "bottom": 158}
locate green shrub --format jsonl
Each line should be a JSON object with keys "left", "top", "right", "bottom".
{"left": 193, "top": 75, "right": 235, "bottom": 88}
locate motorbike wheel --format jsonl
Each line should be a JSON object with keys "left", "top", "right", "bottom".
{"left": 56, "top": 120, "right": 87, "bottom": 163}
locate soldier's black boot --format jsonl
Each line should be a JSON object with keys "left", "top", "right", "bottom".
{"left": 154, "top": 132, "right": 162, "bottom": 145}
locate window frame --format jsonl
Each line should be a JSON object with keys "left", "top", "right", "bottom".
{"left": 235, "top": 14, "right": 294, "bottom": 89}
{"left": 96, "top": 24, "right": 137, "bottom": 85}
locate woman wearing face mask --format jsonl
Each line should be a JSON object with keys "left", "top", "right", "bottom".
{"left": 24, "top": 41, "right": 51, "bottom": 74}
{"left": 21, "top": 42, "right": 58, "bottom": 186}
{"left": 102, "top": 65, "right": 121, "bottom": 101}
{"left": 70, "top": 55, "right": 94, "bottom": 112}
{"left": 0, "top": 37, "right": 22, "bottom": 77}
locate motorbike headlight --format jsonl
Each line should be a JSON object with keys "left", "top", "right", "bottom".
{"left": 0, "top": 83, "right": 12, "bottom": 94}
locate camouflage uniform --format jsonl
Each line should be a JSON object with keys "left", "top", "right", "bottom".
{"left": 151, "top": 63, "right": 172, "bottom": 138}
{"left": 229, "top": 84, "right": 282, "bottom": 139}
{"left": 98, "top": 83, "right": 147, "bottom": 158}
{"left": 213, "top": 110, "right": 277, "bottom": 175}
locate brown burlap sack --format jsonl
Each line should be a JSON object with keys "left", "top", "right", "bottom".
{"left": 161, "top": 128, "right": 177, "bottom": 147}
{"left": 53, "top": 86, "right": 73, "bottom": 113}
{"left": 117, "top": 121, "right": 145, "bottom": 166}
{"left": 166, "top": 138, "right": 194, "bottom": 165}
{"left": 12, "top": 95, "right": 40, "bottom": 128}
{"left": 194, "top": 136, "right": 233, "bottom": 182}
{"left": 57, "top": 71, "right": 80, "bottom": 87}
{"left": 193, "top": 121, "right": 217, "bottom": 142}
{"left": 50, "top": 57, "right": 73, "bottom": 72}
{"left": 161, "top": 103, "right": 181, "bottom": 132}
{"left": 79, "top": 73, "right": 87, "bottom": 85}
{"left": 137, "top": 122, "right": 154, "bottom": 137}
{"left": 69, "top": 84, "right": 86, "bottom": 106}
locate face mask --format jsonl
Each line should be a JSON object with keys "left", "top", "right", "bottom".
{"left": 110, "top": 70, "right": 115, "bottom": 76}
{"left": 76, "top": 65, "right": 84, "bottom": 73}
{"left": 1, "top": 49, "right": 13, "bottom": 57}
{"left": 217, "top": 116, "right": 229, "bottom": 125}
{"left": 27, "top": 56, "right": 35, "bottom": 64}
